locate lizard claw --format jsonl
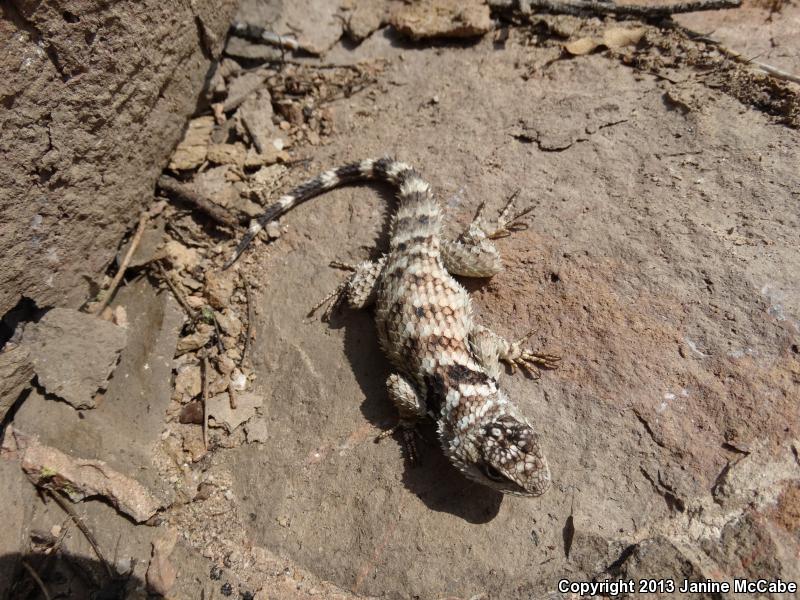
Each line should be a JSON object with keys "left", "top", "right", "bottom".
{"left": 375, "top": 421, "right": 421, "bottom": 465}
{"left": 502, "top": 331, "right": 561, "bottom": 378}
{"left": 487, "top": 190, "right": 535, "bottom": 239}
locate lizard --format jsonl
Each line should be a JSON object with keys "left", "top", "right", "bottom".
{"left": 225, "top": 158, "right": 560, "bottom": 496}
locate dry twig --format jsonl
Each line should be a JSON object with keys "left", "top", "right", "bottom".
{"left": 227, "top": 378, "right": 238, "bottom": 410}
{"left": 201, "top": 352, "right": 210, "bottom": 449}
{"left": 154, "top": 261, "right": 198, "bottom": 322}
{"left": 492, "top": 0, "right": 741, "bottom": 17}
{"left": 46, "top": 489, "right": 114, "bottom": 578}
{"left": 241, "top": 275, "right": 255, "bottom": 368}
{"left": 93, "top": 211, "right": 149, "bottom": 315}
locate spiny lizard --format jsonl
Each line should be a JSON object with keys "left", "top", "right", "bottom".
{"left": 226, "top": 158, "right": 559, "bottom": 496}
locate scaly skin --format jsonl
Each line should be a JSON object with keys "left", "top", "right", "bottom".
{"left": 226, "top": 158, "right": 560, "bottom": 496}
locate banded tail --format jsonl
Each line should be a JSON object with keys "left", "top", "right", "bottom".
{"left": 223, "top": 158, "right": 428, "bottom": 269}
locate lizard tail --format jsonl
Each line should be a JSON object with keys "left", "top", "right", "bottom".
{"left": 223, "top": 157, "right": 424, "bottom": 269}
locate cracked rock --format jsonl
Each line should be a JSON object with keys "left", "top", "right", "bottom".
{"left": 21, "top": 308, "right": 127, "bottom": 409}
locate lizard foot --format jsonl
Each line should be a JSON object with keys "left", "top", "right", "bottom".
{"left": 471, "top": 189, "right": 534, "bottom": 240}
{"left": 307, "top": 277, "right": 349, "bottom": 322}
{"left": 375, "top": 421, "right": 421, "bottom": 465}
{"left": 502, "top": 330, "right": 561, "bottom": 378}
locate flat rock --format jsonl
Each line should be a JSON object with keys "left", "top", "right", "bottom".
{"left": 193, "top": 165, "right": 240, "bottom": 208}
{"left": 235, "top": 0, "right": 344, "bottom": 54}
{"left": 0, "top": 458, "right": 34, "bottom": 594}
{"left": 208, "top": 391, "right": 262, "bottom": 432}
{"left": 0, "top": 344, "right": 34, "bottom": 421}
{"left": 237, "top": 88, "right": 276, "bottom": 153}
{"left": 389, "top": 0, "right": 492, "bottom": 40}
{"left": 222, "top": 72, "right": 268, "bottom": 113}
{"left": 21, "top": 308, "right": 127, "bottom": 409}
{"left": 205, "top": 269, "right": 236, "bottom": 310}
{"left": 12, "top": 277, "right": 183, "bottom": 508}
{"left": 245, "top": 418, "right": 269, "bottom": 444}
{"left": 168, "top": 116, "right": 215, "bottom": 171}
{"left": 345, "top": 0, "right": 389, "bottom": 41}
{"left": 116, "top": 217, "right": 167, "bottom": 268}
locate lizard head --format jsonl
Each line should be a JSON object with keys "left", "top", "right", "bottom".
{"left": 453, "top": 414, "right": 551, "bottom": 497}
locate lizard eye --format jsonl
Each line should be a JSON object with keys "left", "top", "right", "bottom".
{"left": 482, "top": 464, "right": 505, "bottom": 482}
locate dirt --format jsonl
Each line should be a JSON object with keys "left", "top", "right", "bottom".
{"left": 2, "top": 0, "right": 799, "bottom": 599}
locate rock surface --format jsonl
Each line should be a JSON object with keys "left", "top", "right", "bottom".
{"left": 21, "top": 308, "right": 127, "bottom": 409}
{"left": 0, "top": 345, "right": 34, "bottom": 420}
{"left": 0, "top": 0, "right": 238, "bottom": 317}
{"left": 219, "top": 19, "right": 798, "bottom": 599}
{"left": 13, "top": 277, "right": 184, "bottom": 508}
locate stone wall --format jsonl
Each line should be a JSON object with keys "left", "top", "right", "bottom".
{"left": 0, "top": 0, "right": 239, "bottom": 316}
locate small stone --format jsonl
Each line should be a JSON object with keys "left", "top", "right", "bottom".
{"left": 175, "top": 365, "right": 202, "bottom": 398}
{"left": 231, "top": 370, "right": 248, "bottom": 391}
{"left": 176, "top": 329, "right": 213, "bottom": 354}
{"left": 196, "top": 481, "right": 216, "bottom": 501}
{"left": 186, "top": 295, "right": 205, "bottom": 309}
{"left": 265, "top": 221, "right": 281, "bottom": 240}
{"left": 207, "top": 391, "right": 262, "bottom": 432}
{"left": 217, "top": 355, "right": 236, "bottom": 375}
{"left": 237, "top": 88, "right": 275, "bottom": 152}
{"left": 179, "top": 400, "right": 204, "bottom": 425}
{"left": 169, "top": 116, "right": 215, "bottom": 171}
{"left": 21, "top": 309, "right": 127, "bottom": 409}
{"left": 390, "top": 0, "right": 492, "bottom": 40}
{"left": 222, "top": 71, "right": 267, "bottom": 112}
{"left": 276, "top": 100, "right": 304, "bottom": 125}
{"left": 206, "top": 143, "right": 247, "bottom": 168}
{"left": 244, "top": 146, "right": 282, "bottom": 168}
{"left": 183, "top": 432, "right": 207, "bottom": 462}
{"left": 205, "top": 270, "right": 235, "bottom": 310}
{"left": 164, "top": 240, "right": 200, "bottom": 271}
{"left": 216, "top": 310, "right": 242, "bottom": 337}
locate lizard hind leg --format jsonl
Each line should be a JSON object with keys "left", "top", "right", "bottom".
{"left": 307, "top": 257, "right": 385, "bottom": 321}
{"left": 375, "top": 373, "right": 428, "bottom": 464}
{"left": 442, "top": 190, "right": 534, "bottom": 278}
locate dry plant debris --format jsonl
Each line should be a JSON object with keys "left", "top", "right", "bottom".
{"left": 11, "top": 429, "right": 164, "bottom": 523}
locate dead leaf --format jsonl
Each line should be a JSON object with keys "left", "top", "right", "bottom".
{"left": 565, "top": 37, "right": 600, "bottom": 56}
{"left": 603, "top": 27, "right": 645, "bottom": 49}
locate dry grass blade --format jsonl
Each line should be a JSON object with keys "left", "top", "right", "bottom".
{"left": 93, "top": 211, "right": 149, "bottom": 315}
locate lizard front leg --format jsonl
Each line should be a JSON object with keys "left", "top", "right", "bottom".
{"left": 469, "top": 325, "right": 560, "bottom": 380}
{"left": 442, "top": 191, "right": 533, "bottom": 278}
{"left": 376, "top": 373, "right": 428, "bottom": 463}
